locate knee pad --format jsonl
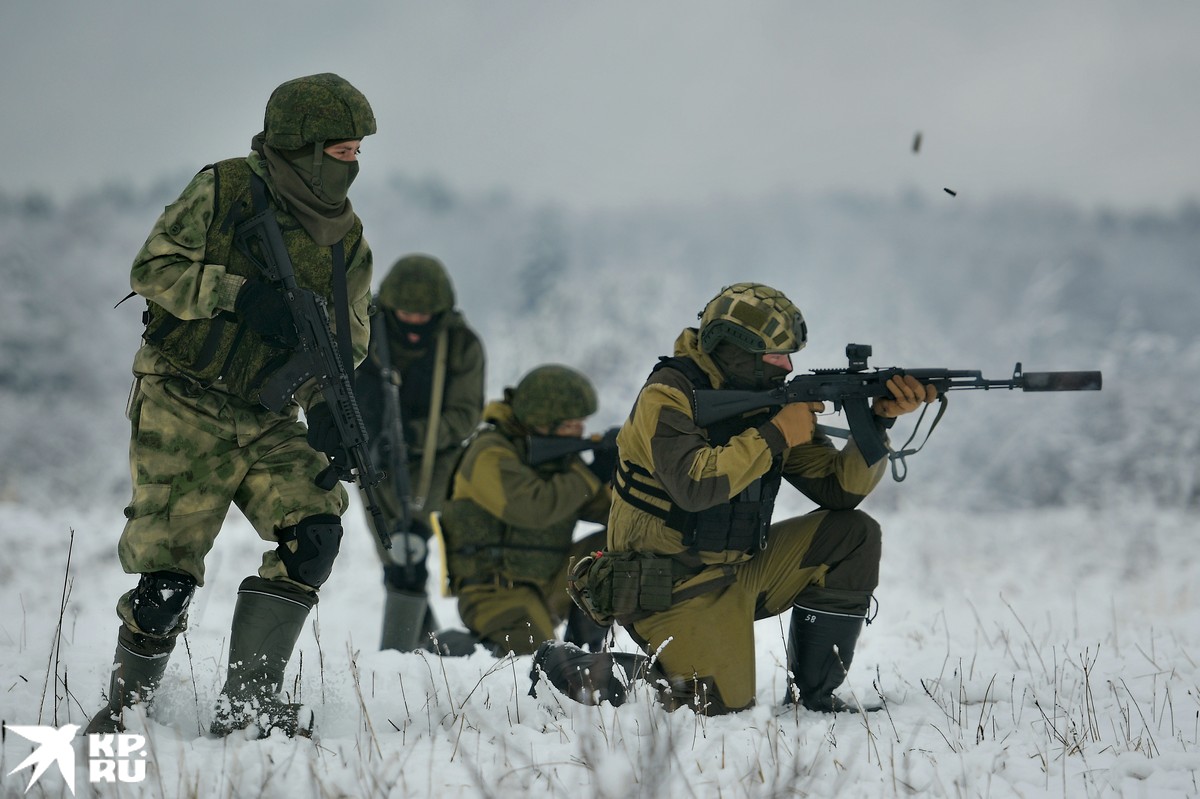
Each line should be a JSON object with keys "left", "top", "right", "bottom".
{"left": 277, "top": 514, "right": 343, "bottom": 588}
{"left": 131, "top": 571, "right": 196, "bottom": 637}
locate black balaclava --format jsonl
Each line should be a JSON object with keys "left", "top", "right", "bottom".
{"left": 710, "top": 341, "right": 791, "bottom": 391}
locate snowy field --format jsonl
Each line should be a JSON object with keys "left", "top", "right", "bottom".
{"left": 2, "top": 177, "right": 1198, "bottom": 796}
{"left": 2, "top": 495, "right": 1197, "bottom": 798}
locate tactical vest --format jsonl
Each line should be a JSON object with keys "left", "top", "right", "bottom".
{"left": 143, "top": 159, "right": 363, "bottom": 405}
{"left": 441, "top": 430, "right": 578, "bottom": 589}
{"left": 615, "top": 356, "right": 783, "bottom": 555}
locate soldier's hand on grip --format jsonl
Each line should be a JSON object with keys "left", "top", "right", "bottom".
{"left": 305, "top": 402, "right": 346, "bottom": 460}
{"left": 873, "top": 374, "right": 937, "bottom": 418}
{"left": 235, "top": 280, "right": 299, "bottom": 347}
{"left": 770, "top": 401, "right": 825, "bottom": 448}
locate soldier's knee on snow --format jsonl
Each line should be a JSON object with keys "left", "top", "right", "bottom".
{"left": 277, "top": 514, "right": 343, "bottom": 588}
{"left": 130, "top": 571, "right": 197, "bottom": 637}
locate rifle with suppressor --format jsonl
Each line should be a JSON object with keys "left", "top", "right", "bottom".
{"left": 527, "top": 426, "right": 621, "bottom": 468}
{"left": 234, "top": 185, "right": 392, "bottom": 550}
{"left": 692, "top": 343, "right": 1102, "bottom": 479}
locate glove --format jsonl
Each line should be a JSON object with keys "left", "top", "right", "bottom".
{"left": 305, "top": 403, "right": 345, "bottom": 459}
{"left": 235, "top": 280, "right": 298, "bottom": 347}
{"left": 586, "top": 430, "right": 620, "bottom": 483}
{"left": 769, "top": 401, "right": 823, "bottom": 448}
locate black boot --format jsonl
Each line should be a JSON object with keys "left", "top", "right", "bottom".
{"left": 783, "top": 605, "right": 878, "bottom": 713}
{"left": 529, "top": 640, "right": 657, "bottom": 707}
{"left": 380, "top": 588, "right": 435, "bottom": 652}
{"left": 210, "top": 577, "right": 316, "bottom": 738}
{"left": 86, "top": 625, "right": 176, "bottom": 734}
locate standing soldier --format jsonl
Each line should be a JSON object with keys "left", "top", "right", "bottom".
{"left": 436, "top": 365, "right": 612, "bottom": 656}
{"left": 354, "top": 254, "right": 485, "bottom": 651}
{"left": 533, "top": 283, "right": 934, "bottom": 714}
{"left": 86, "top": 73, "right": 377, "bottom": 737}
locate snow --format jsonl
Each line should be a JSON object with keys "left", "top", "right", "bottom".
{"left": 2, "top": 178, "right": 1199, "bottom": 796}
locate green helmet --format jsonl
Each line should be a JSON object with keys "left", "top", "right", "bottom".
{"left": 378, "top": 254, "right": 456, "bottom": 314}
{"left": 512, "top": 365, "right": 597, "bottom": 429}
{"left": 698, "top": 282, "right": 807, "bottom": 354}
{"left": 264, "top": 73, "right": 377, "bottom": 151}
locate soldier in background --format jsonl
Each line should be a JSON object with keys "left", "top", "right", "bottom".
{"left": 436, "top": 365, "right": 611, "bottom": 656}
{"left": 354, "top": 254, "right": 485, "bottom": 651}
{"left": 533, "top": 283, "right": 935, "bottom": 714}
{"left": 86, "top": 73, "right": 377, "bottom": 738}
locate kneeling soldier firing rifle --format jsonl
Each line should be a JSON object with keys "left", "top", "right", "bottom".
{"left": 532, "top": 282, "right": 1100, "bottom": 715}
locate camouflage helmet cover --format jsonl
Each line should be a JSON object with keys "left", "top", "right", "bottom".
{"left": 512, "top": 365, "right": 598, "bottom": 429}
{"left": 378, "top": 254, "right": 456, "bottom": 314}
{"left": 698, "top": 282, "right": 807, "bottom": 354}
{"left": 264, "top": 73, "right": 377, "bottom": 150}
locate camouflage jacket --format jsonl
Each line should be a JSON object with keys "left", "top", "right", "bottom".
{"left": 608, "top": 328, "right": 886, "bottom": 566}
{"left": 130, "top": 152, "right": 373, "bottom": 411}
{"left": 440, "top": 400, "right": 612, "bottom": 588}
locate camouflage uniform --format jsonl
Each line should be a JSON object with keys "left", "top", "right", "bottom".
{"left": 353, "top": 254, "right": 485, "bottom": 649}
{"left": 118, "top": 157, "right": 372, "bottom": 597}
{"left": 439, "top": 368, "right": 611, "bottom": 655}
{"left": 88, "top": 73, "right": 376, "bottom": 738}
{"left": 534, "top": 284, "right": 889, "bottom": 715}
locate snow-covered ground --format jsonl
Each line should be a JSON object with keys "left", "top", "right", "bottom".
{"left": 2, "top": 493, "right": 1197, "bottom": 798}
{"left": 3, "top": 178, "right": 1198, "bottom": 796}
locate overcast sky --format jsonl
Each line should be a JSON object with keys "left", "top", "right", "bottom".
{"left": 4, "top": 1, "right": 1198, "bottom": 212}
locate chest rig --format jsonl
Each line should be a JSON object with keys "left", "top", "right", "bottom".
{"left": 616, "top": 357, "right": 784, "bottom": 555}
{"left": 142, "top": 160, "right": 361, "bottom": 405}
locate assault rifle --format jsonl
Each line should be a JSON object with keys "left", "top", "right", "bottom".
{"left": 234, "top": 194, "right": 392, "bottom": 551}
{"left": 527, "top": 426, "right": 621, "bottom": 467}
{"left": 692, "top": 343, "right": 1101, "bottom": 479}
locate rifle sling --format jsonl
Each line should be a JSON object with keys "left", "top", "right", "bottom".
{"left": 414, "top": 326, "right": 449, "bottom": 509}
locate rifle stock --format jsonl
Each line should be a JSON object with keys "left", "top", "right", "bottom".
{"left": 691, "top": 343, "right": 1102, "bottom": 473}
{"left": 527, "top": 426, "right": 621, "bottom": 467}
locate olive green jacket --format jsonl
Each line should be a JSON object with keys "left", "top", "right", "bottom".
{"left": 441, "top": 400, "right": 612, "bottom": 588}
{"left": 608, "top": 328, "right": 886, "bottom": 566}
{"left": 130, "top": 152, "right": 373, "bottom": 411}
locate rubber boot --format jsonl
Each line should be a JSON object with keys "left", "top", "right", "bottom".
{"left": 529, "top": 640, "right": 658, "bottom": 707}
{"left": 85, "top": 624, "right": 176, "bottom": 734}
{"left": 380, "top": 588, "right": 431, "bottom": 652}
{"left": 210, "top": 577, "right": 316, "bottom": 738}
{"left": 422, "top": 628, "right": 482, "bottom": 657}
{"left": 783, "top": 605, "right": 878, "bottom": 713}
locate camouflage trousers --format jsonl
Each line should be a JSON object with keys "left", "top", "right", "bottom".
{"left": 117, "top": 375, "right": 347, "bottom": 615}
{"left": 627, "top": 509, "right": 881, "bottom": 714}
{"left": 457, "top": 530, "right": 607, "bottom": 655}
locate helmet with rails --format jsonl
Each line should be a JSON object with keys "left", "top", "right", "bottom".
{"left": 512, "top": 365, "right": 598, "bottom": 430}
{"left": 378, "top": 254, "right": 456, "bottom": 315}
{"left": 264, "top": 73, "right": 377, "bottom": 150}
{"left": 698, "top": 282, "right": 807, "bottom": 355}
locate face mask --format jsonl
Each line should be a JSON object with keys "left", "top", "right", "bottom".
{"left": 395, "top": 314, "right": 440, "bottom": 348}
{"left": 286, "top": 145, "right": 359, "bottom": 205}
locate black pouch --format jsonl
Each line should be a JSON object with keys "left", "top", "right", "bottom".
{"left": 567, "top": 550, "right": 677, "bottom": 626}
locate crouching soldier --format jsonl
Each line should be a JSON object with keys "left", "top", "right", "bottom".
{"left": 532, "top": 283, "right": 934, "bottom": 715}
{"left": 433, "top": 365, "right": 613, "bottom": 656}
{"left": 86, "top": 73, "right": 377, "bottom": 737}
